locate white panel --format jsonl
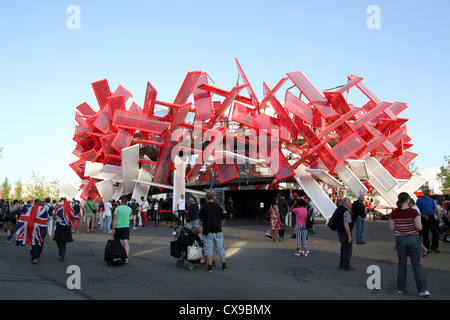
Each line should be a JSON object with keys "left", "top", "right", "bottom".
{"left": 398, "top": 175, "right": 427, "bottom": 195}
{"left": 305, "top": 169, "right": 344, "bottom": 188}
{"left": 85, "top": 161, "right": 123, "bottom": 182}
{"left": 367, "top": 176, "right": 398, "bottom": 207}
{"left": 132, "top": 180, "right": 206, "bottom": 196}
{"left": 112, "top": 183, "right": 123, "bottom": 200}
{"left": 363, "top": 154, "right": 397, "bottom": 192}
{"left": 95, "top": 179, "right": 115, "bottom": 202}
{"left": 346, "top": 159, "right": 369, "bottom": 180}
{"left": 122, "top": 144, "right": 140, "bottom": 195}
{"left": 131, "top": 156, "right": 156, "bottom": 201}
{"left": 172, "top": 155, "right": 186, "bottom": 216}
{"left": 334, "top": 163, "right": 368, "bottom": 197}
{"left": 293, "top": 165, "right": 337, "bottom": 220}
{"left": 59, "top": 183, "right": 79, "bottom": 200}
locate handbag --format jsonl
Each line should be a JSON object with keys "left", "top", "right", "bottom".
{"left": 187, "top": 241, "right": 203, "bottom": 261}
{"left": 170, "top": 241, "right": 182, "bottom": 258}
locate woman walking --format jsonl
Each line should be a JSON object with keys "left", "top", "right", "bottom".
{"left": 390, "top": 192, "right": 430, "bottom": 297}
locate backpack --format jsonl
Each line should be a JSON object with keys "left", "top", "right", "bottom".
{"left": 327, "top": 213, "right": 337, "bottom": 231}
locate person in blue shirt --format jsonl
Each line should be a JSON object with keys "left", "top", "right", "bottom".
{"left": 416, "top": 187, "right": 440, "bottom": 253}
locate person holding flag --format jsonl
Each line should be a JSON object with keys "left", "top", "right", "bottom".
{"left": 15, "top": 199, "right": 48, "bottom": 264}
{"left": 53, "top": 197, "right": 79, "bottom": 262}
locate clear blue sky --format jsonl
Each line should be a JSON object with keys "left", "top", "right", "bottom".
{"left": 0, "top": 0, "right": 449, "bottom": 187}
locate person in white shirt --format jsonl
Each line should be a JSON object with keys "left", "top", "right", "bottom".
{"left": 140, "top": 196, "right": 149, "bottom": 228}
{"left": 177, "top": 194, "right": 186, "bottom": 226}
{"left": 104, "top": 199, "right": 113, "bottom": 233}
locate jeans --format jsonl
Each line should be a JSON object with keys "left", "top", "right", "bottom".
{"left": 337, "top": 231, "right": 353, "bottom": 269}
{"left": 203, "top": 232, "right": 226, "bottom": 256}
{"left": 356, "top": 216, "right": 365, "bottom": 243}
{"left": 104, "top": 215, "right": 112, "bottom": 233}
{"left": 395, "top": 235, "right": 428, "bottom": 293}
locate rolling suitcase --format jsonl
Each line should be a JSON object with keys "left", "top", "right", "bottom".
{"left": 104, "top": 239, "right": 127, "bottom": 266}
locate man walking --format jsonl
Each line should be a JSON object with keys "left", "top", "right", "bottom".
{"left": 416, "top": 187, "right": 440, "bottom": 253}
{"left": 112, "top": 196, "right": 132, "bottom": 262}
{"left": 200, "top": 192, "right": 227, "bottom": 272}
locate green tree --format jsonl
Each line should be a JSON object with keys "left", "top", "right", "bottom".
{"left": 26, "top": 171, "right": 60, "bottom": 201}
{"left": 1, "top": 177, "right": 11, "bottom": 200}
{"left": 12, "top": 179, "right": 23, "bottom": 200}
{"left": 437, "top": 155, "right": 450, "bottom": 193}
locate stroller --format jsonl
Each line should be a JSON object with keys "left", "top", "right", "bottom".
{"left": 439, "top": 215, "right": 450, "bottom": 242}
{"left": 171, "top": 226, "right": 213, "bottom": 270}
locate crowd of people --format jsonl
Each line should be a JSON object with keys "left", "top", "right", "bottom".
{"left": 265, "top": 187, "right": 448, "bottom": 298}
{"left": 1, "top": 187, "right": 447, "bottom": 295}
{"left": 0, "top": 191, "right": 228, "bottom": 272}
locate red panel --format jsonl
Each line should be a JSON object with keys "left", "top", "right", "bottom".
{"left": 174, "top": 71, "right": 202, "bottom": 105}
{"left": 235, "top": 58, "right": 259, "bottom": 110}
{"left": 111, "top": 128, "right": 133, "bottom": 153}
{"left": 249, "top": 129, "right": 294, "bottom": 181}
{"left": 193, "top": 73, "right": 213, "bottom": 122}
{"left": 215, "top": 135, "right": 238, "bottom": 184}
{"left": 92, "top": 79, "right": 112, "bottom": 108}
{"left": 262, "top": 81, "right": 299, "bottom": 141}
{"left": 287, "top": 71, "right": 339, "bottom": 121}
{"left": 113, "top": 85, "right": 132, "bottom": 103}
{"left": 284, "top": 91, "right": 314, "bottom": 126}
{"left": 323, "top": 91, "right": 352, "bottom": 115}
{"left": 206, "top": 85, "right": 246, "bottom": 129}
{"left": 113, "top": 109, "right": 171, "bottom": 134}
{"left": 76, "top": 102, "right": 95, "bottom": 116}
{"left": 107, "top": 95, "right": 125, "bottom": 121}
{"left": 143, "top": 81, "right": 157, "bottom": 116}
{"left": 197, "top": 83, "right": 254, "bottom": 106}
{"left": 79, "top": 178, "right": 101, "bottom": 202}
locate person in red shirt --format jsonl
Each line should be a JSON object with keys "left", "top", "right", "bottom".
{"left": 390, "top": 192, "right": 430, "bottom": 297}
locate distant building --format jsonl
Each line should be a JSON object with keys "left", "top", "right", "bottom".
{"left": 418, "top": 166, "right": 445, "bottom": 194}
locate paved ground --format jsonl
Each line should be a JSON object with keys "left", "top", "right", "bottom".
{"left": 0, "top": 218, "right": 449, "bottom": 302}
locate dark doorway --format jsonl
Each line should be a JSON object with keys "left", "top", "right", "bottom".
{"left": 224, "top": 189, "right": 305, "bottom": 219}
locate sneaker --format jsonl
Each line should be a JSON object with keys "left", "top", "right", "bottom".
{"left": 207, "top": 265, "right": 213, "bottom": 272}
{"left": 32, "top": 259, "right": 38, "bottom": 264}
{"left": 222, "top": 263, "right": 228, "bottom": 271}
{"left": 397, "top": 290, "right": 405, "bottom": 294}
{"left": 303, "top": 252, "right": 308, "bottom": 257}
{"left": 419, "top": 290, "right": 430, "bottom": 297}
{"left": 294, "top": 252, "right": 300, "bottom": 257}
{"left": 59, "top": 253, "right": 65, "bottom": 262}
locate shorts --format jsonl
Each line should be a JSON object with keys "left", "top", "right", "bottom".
{"left": 86, "top": 213, "right": 95, "bottom": 224}
{"left": 203, "top": 232, "right": 225, "bottom": 256}
{"left": 114, "top": 227, "right": 130, "bottom": 240}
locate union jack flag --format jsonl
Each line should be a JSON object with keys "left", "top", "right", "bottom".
{"left": 16, "top": 205, "right": 48, "bottom": 246}
{"left": 53, "top": 200, "right": 79, "bottom": 225}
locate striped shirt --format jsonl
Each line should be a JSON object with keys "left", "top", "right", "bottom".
{"left": 390, "top": 208, "right": 419, "bottom": 236}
